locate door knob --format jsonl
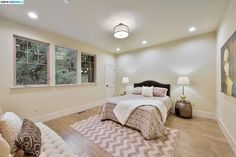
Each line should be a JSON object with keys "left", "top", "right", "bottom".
{"left": 106, "top": 85, "right": 108, "bottom": 87}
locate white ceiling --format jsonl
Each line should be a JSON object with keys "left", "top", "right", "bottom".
{"left": 0, "top": 0, "right": 230, "bottom": 53}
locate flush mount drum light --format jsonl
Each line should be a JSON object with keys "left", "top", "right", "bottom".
{"left": 113, "top": 23, "right": 129, "bottom": 39}
{"left": 64, "top": 0, "right": 69, "bottom": 4}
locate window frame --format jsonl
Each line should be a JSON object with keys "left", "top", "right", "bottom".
{"left": 13, "top": 35, "right": 50, "bottom": 87}
{"left": 81, "top": 52, "right": 97, "bottom": 84}
{"left": 55, "top": 45, "right": 78, "bottom": 85}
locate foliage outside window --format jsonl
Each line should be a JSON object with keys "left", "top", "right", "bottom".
{"left": 15, "top": 36, "right": 49, "bottom": 86}
{"left": 81, "top": 53, "right": 96, "bottom": 83}
{"left": 55, "top": 46, "right": 77, "bottom": 85}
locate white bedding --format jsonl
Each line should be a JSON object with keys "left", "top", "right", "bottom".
{"left": 107, "top": 94, "right": 172, "bottom": 111}
{"left": 113, "top": 99, "right": 167, "bottom": 125}
{"left": 101, "top": 94, "right": 173, "bottom": 139}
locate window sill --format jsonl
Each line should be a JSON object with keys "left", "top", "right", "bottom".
{"left": 54, "top": 83, "right": 96, "bottom": 87}
{"left": 11, "top": 83, "right": 97, "bottom": 90}
{"left": 80, "top": 82, "right": 97, "bottom": 86}
{"left": 11, "top": 85, "right": 51, "bottom": 89}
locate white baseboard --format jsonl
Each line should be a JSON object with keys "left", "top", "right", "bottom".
{"left": 192, "top": 110, "right": 216, "bottom": 120}
{"left": 171, "top": 108, "right": 216, "bottom": 120}
{"left": 31, "top": 100, "right": 105, "bottom": 122}
{"left": 216, "top": 114, "right": 236, "bottom": 155}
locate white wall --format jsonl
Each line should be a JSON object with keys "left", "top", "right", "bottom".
{"left": 216, "top": 0, "right": 236, "bottom": 154}
{"left": 0, "top": 17, "right": 115, "bottom": 120}
{"left": 116, "top": 32, "right": 216, "bottom": 114}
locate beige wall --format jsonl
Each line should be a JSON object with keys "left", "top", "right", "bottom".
{"left": 0, "top": 17, "right": 115, "bottom": 119}
{"left": 116, "top": 32, "right": 216, "bottom": 113}
{"left": 216, "top": 0, "right": 236, "bottom": 152}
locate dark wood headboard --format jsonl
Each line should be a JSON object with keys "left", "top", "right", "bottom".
{"left": 133, "top": 80, "right": 171, "bottom": 96}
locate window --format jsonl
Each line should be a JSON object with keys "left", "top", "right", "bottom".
{"left": 81, "top": 53, "right": 96, "bottom": 83}
{"left": 15, "top": 36, "right": 49, "bottom": 86}
{"left": 55, "top": 46, "right": 77, "bottom": 85}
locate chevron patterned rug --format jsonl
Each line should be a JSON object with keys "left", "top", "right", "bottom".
{"left": 71, "top": 115, "right": 179, "bottom": 157}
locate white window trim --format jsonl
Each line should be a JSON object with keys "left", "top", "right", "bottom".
{"left": 12, "top": 35, "right": 97, "bottom": 89}
{"left": 81, "top": 52, "right": 97, "bottom": 84}
{"left": 55, "top": 45, "right": 78, "bottom": 85}
{"left": 13, "top": 35, "right": 50, "bottom": 88}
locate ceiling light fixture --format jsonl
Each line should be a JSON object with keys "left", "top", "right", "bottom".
{"left": 116, "top": 48, "right": 120, "bottom": 51}
{"left": 28, "top": 12, "right": 38, "bottom": 19}
{"left": 142, "top": 40, "right": 147, "bottom": 44}
{"left": 189, "top": 27, "right": 196, "bottom": 32}
{"left": 113, "top": 23, "right": 129, "bottom": 39}
{"left": 64, "top": 0, "right": 69, "bottom": 4}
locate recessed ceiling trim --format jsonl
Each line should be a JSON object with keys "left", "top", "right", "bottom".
{"left": 142, "top": 40, "right": 147, "bottom": 44}
{"left": 28, "top": 12, "right": 38, "bottom": 19}
{"left": 189, "top": 27, "right": 196, "bottom": 32}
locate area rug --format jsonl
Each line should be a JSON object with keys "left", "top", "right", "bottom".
{"left": 71, "top": 115, "right": 179, "bottom": 157}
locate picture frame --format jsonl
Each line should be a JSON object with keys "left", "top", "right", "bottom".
{"left": 221, "top": 31, "right": 236, "bottom": 97}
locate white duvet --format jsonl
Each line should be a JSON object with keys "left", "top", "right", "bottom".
{"left": 113, "top": 99, "right": 168, "bottom": 125}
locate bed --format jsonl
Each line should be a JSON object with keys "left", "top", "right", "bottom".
{"left": 100, "top": 80, "right": 172, "bottom": 140}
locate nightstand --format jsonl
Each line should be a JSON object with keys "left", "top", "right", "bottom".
{"left": 175, "top": 99, "right": 192, "bottom": 118}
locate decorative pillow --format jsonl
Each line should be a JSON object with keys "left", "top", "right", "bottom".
{"left": 142, "top": 86, "right": 153, "bottom": 97}
{"left": 16, "top": 119, "right": 41, "bottom": 157}
{"left": 0, "top": 112, "right": 22, "bottom": 154}
{"left": 132, "top": 87, "right": 142, "bottom": 95}
{"left": 153, "top": 87, "right": 168, "bottom": 97}
{"left": 0, "top": 134, "right": 11, "bottom": 157}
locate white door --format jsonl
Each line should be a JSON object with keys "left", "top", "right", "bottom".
{"left": 105, "top": 64, "right": 116, "bottom": 98}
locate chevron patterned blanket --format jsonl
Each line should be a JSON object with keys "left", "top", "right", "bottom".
{"left": 71, "top": 115, "right": 179, "bottom": 157}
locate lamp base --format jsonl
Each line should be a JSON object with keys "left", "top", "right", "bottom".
{"left": 180, "top": 95, "right": 186, "bottom": 100}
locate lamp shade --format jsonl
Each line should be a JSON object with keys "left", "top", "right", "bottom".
{"left": 113, "top": 23, "right": 129, "bottom": 39}
{"left": 177, "top": 76, "right": 190, "bottom": 85}
{"left": 122, "top": 77, "right": 129, "bottom": 84}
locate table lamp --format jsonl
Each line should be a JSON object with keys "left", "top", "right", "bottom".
{"left": 122, "top": 77, "right": 129, "bottom": 94}
{"left": 177, "top": 76, "right": 190, "bottom": 99}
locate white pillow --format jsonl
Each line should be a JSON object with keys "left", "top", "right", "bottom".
{"left": 0, "top": 134, "right": 11, "bottom": 157}
{"left": 142, "top": 86, "right": 153, "bottom": 97}
{"left": 0, "top": 112, "right": 22, "bottom": 154}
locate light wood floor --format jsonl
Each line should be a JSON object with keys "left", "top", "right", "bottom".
{"left": 45, "top": 107, "right": 235, "bottom": 157}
